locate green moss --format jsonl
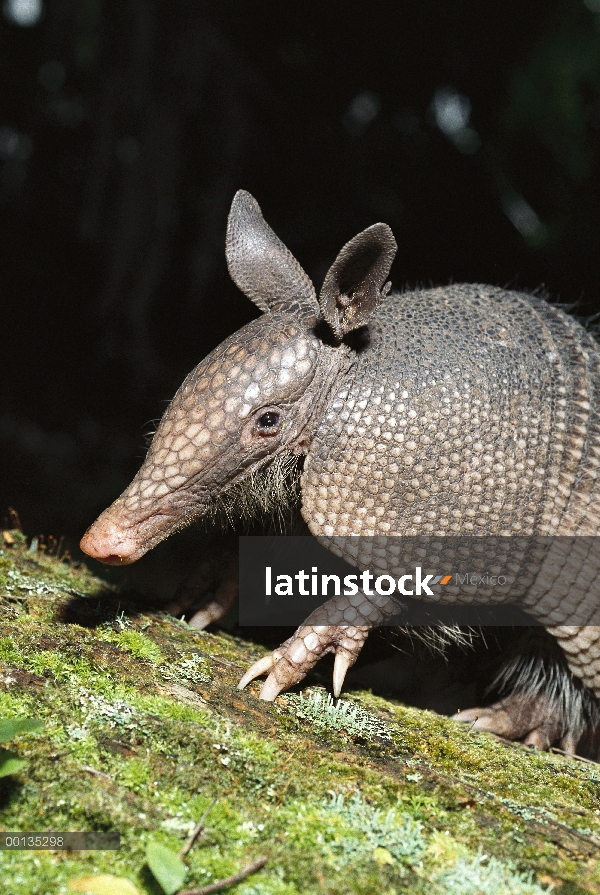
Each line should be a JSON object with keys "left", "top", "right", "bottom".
{"left": 0, "top": 535, "right": 600, "bottom": 893}
{"left": 0, "top": 691, "right": 40, "bottom": 719}
{"left": 22, "top": 649, "right": 99, "bottom": 681}
{"left": 116, "top": 757, "right": 153, "bottom": 792}
{"left": 0, "top": 635, "right": 23, "bottom": 665}
{"left": 130, "top": 693, "right": 212, "bottom": 724}
{"left": 112, "top": 630, "right": 163, "bottom": 664}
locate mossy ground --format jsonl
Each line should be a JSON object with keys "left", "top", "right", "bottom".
{"left": 1, "top": 530, "right": 599, "bottom": 894}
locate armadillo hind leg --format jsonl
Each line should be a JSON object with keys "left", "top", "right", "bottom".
{"left": 453, "top": 628, "right": 600, "bottom": 755}
{"left": 165, "top": 535, "right": 239, "bottom": 629}
{"left": 237, "top": 588, "right": 402, "bottom": 700}
{"left": 453, "top": 693, "right": 575, "bottom": 751}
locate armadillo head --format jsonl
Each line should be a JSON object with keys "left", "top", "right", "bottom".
{"left": 80, "top": 191, "right": 396, "bottom": 564}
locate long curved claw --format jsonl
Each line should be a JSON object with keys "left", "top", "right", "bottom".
{"left": 452, "top": 707, "right": 484, "bottom": 726}
{"left": 189, "top": 600, "right": 228, "bottom": 630}
{"left": 176, "top": 567, "right": 238, "bottom": 629}
{"left": 259, "top": 672, "right": 287, "bottom": 702}
{"left": 333, "top": 652, "right": 352, "bottom": 698}
{"left": 237, "top": 653, "right": 279, "bottom": 690}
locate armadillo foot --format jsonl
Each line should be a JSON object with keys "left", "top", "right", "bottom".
{"left": 238, "top": 624, "right": 370, "bottom": 701}
{"left": 166, "top": 536, "right": 238, "bottom": 629}
{"left": 452, "top": 693, "right": 574, "bottom": 752}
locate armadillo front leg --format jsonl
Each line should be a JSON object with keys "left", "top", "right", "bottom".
{"left": 166, "top": 535, "right": 239, "bottom": 629}
{"left": 238, "top": 589, "right": 401, "bottom": 700}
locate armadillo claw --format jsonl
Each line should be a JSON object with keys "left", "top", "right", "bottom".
{"left": 189, "top": 600, "right": 229, "bottom": 630}
{"left": 558, "top": 732, "right": 578, "bottom": 756}
{"left": 259, "top": 673, "right": 287, "bottom": 702}
{"left": 237, "top": 653, "right": 281, "bottom": 691}
{"left": 237, "top": 624, "right": 370, "bottom": 701}
{"left": 183, "top": 579, "right": 237, "bottom": 629}
{"left": 333, "top": 651, "right": 352, "bottom": 698}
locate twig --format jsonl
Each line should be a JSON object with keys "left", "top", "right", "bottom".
{"left": 81, "top": 765, "right": 112, "bottom": 781}
{"left": 549, "top": 746, "right": 599, "bottom": 766}
{"left": 274, "top": 748, "right": 300, "bottom": 807}
{"left": 177, "top": 857, "right": 268, "bottom": 895}
{"left": 453, "top": 775, "right": 600, "bottom": 852}
{"left": 552, "top": 802, "right": 590, "bottom": 817}
{"left": 546, "top": 820, "right": 600, "bottom": 850}
{"left": 178, "top": 801, "right": 216, "bottom": 859}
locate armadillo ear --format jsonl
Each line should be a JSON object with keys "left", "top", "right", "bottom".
{"left": 318, "top": 223, "right": 397, "bottom": 339}
{"left": 226, "top": 190, "right": 318, "bottom": 315}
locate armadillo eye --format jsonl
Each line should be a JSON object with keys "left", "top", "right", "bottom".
{"left": 256, "top": 411, "right": 280, "bottom": 433}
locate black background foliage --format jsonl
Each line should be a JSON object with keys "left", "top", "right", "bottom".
{"left": 1, "top": 0, "right": 600, "bottom": 596}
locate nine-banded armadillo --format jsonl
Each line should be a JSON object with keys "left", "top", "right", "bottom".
{"left": 81, "top": 190, "right": 600, "bottom": 755}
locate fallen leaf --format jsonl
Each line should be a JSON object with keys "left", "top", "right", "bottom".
{"left": 146, "top": 841, "right": 187, "bottom": 895}
{"left": 0, "top": 749, "right": 26, "bottom": 778}
{"left": 0, "top": 718, "right": 44, "bottom": 743}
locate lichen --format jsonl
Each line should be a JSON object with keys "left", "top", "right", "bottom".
{"left": 283, "top": 689, "right": 392, "bottom": 742}
{"left": 158, "top": 653, "right": 211, "bottom": 686}
{"left": 0, "top": 530, "right": 599, "bottom": 894}
{"left": 434, "top": 853, "right": 553, "bottom": 895}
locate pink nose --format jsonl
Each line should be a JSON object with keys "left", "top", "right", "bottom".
{"left": 79, "top": 520, "right": 140, "bottom": 565}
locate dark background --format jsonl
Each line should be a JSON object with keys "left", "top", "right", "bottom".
{"left": 1, "top": 0, "right": 600, "bottom": 599}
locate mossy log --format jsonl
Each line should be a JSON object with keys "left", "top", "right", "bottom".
{"left": 1, "top": 531, "right": 599, "bottom": 894}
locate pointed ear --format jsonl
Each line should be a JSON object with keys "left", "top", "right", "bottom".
{"left": 226, "top": 190, "right": 318, "bottom": 315}
{"left": 318, "top": 223, "right": 397, "bottom": 339}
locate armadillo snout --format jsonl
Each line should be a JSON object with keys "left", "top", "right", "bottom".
{"left": 80, "top": 507, "right": 149, "bottom": 565}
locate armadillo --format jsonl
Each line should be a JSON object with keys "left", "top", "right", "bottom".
{"left": 81, "top": 190, "right": 600, "bottom": 754}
